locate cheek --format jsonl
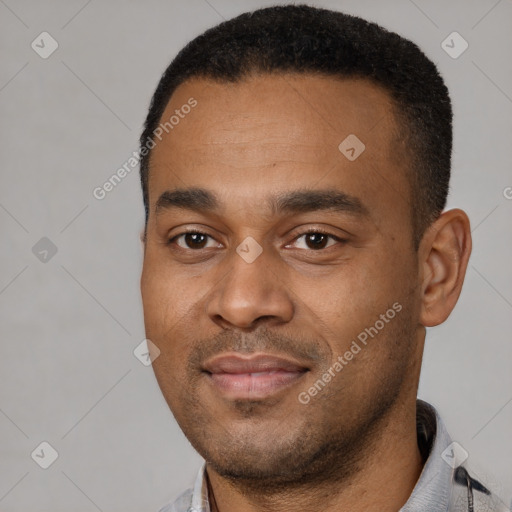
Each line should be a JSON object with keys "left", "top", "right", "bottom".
{"left": 141, "top": 246, "right": 218, "bottom": 323}
{"left": 297, "top": 252, "right": 408, "bottom": 349}
{"left": 142, "top": 254, "right": 198, "bottom": 329}
{"left": 141, "top": 265, "right": 194, "bottom": 411}
{"left": 141, "top": 265, "right": 199, "bottom": 388}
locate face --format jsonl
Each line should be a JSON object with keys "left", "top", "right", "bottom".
{"left": 140, "top": 73, "right": 425, "bottom": 487}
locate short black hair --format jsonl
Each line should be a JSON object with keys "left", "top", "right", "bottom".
{"left": 139, "top": 4, "right": 452, "bottom": 247}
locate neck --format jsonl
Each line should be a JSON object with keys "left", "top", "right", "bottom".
{"left": 206, "top": 396, "right": 425, "bottom": 512}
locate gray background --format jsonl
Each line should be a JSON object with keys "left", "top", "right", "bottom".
{"left": 1, "top": 0, "right": 511, "bottom": 511}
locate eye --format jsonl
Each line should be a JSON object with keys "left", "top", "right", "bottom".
{"left": 167, "top": 229, "right": 345, "bottom": 252}
{"left": 288, "top": 230, "right": 345, "bottom": 251}
{"left": 168, "top": 230, "right": 221, "bottom": 250}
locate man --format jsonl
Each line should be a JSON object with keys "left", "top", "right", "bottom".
{"left": 139, "top": 4, "right": 508, "bottom": 512}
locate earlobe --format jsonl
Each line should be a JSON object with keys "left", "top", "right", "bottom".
{"left": 419, "top": 209, "right": 472, "bottom": 327}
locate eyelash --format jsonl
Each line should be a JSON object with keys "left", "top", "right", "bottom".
{"left": 167, "top": 228, "right": 346, "bottom": 251}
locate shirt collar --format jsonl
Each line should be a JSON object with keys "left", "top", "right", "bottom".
{"left": 399, "top": 399, "right": 455, "bottom": 511}
{"left": 189, "top": 459, "right": 209, "bottom": 512}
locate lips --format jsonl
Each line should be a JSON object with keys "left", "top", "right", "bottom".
{"left": 202, "top": 353, "right": 309, "bottom": 399}
{"left": 203, "top": 353, "right": 308, "bottom": 374}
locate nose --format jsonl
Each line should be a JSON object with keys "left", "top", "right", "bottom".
{"left": 206, "top": 246, "right": 294, "bottom": 330}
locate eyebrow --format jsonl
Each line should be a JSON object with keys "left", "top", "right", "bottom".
{"left": 155, "top": 187, "right": 369, "bottom": 217}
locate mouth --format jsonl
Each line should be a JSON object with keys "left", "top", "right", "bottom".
{"left": 202, "top": 353, "right": 310, "bottom": 400}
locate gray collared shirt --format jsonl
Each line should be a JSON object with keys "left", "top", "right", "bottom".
{"left": 158, "top": 400, "right": 509, "bottom": 512}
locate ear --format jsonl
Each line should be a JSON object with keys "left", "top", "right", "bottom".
{"left": 418, "top": 209, "right": 472, "bottom": 327}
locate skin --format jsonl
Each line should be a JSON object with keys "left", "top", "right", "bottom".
{"left": 140, "top": 73, "right": 472, "bottom": 512}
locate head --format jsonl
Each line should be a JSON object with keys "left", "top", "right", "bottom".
{"left": 139, "top": 4, "right": 471, "bottom": 489}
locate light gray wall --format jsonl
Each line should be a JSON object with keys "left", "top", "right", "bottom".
{"left": 1, "top": 1, "right": 510, "bottom": 511}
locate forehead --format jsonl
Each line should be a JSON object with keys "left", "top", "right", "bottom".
{"left": 147, "top": 73, "right": 409, "bottom": 221}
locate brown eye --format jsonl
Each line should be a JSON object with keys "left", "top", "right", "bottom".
{"left": 304, "top": 233, "right": 329, "bottom": 249}
{"left": 290, "top": 231, "right": 344, "bottom": 251}
{"left": 183, "top": 233, "right": 208, "bottom": 249}
{"left": 170, "top": 231, "right": 219, "bottom": 250}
